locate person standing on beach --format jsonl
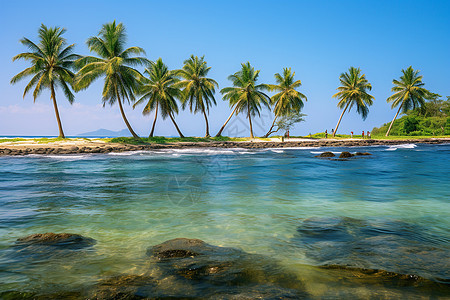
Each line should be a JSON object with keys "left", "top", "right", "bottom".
{"left": 367, "top": 131, "right": 371, "bottom": 139}
{"left": 362, "top": 131, "right": 365, "bottom": 139}
{"left": 351, "top": 131, "right": 354, "bottom": 138}
{"left": 325, "top": 130, "right": 328, "bottom": 138}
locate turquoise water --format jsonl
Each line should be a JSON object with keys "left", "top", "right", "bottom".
{"left": 0, "top": 144, "right": 449, "bottom": 298}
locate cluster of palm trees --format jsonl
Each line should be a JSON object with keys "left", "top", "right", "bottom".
{"left": 11, "top": 22, "right": 434, "bottom": 139}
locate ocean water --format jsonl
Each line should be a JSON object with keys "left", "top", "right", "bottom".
{"left": 0, "top": 144, "right": 449, "bottom": 298}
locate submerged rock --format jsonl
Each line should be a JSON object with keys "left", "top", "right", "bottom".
{"left": 316, "top": 151, "right": 335, "bottom": 158}
{"left": 16, "top": 233, "right": 96, "bottom": 250}
{"left": 292, "top": 217, "right": 450, "bottom": 281}
{"left": 319, "top": 265, "right": 450, "bottom": 296}
{"left": 338, "top": 151, "right": 353, "bottom": 158}
{"left": 12, "top": 233, "right": 96, "bottom": 260}
{"left": 354, "top": 152, "right": 372, "bottom": 156}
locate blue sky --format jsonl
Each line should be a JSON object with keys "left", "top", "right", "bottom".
{"left": 1, "top": 0, "right": 449, "bottom": 137}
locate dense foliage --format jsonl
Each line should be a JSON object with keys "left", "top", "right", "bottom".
{"left": 372, "top": 97, "right": 450, "bottom": 136}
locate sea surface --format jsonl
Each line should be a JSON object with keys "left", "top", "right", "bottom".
{"left": 0, "top": 143, "right": 449, "bottom": 298}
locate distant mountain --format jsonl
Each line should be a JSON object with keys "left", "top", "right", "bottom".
{"left": 77, "top": 128, "right": 132, "bottom": 137}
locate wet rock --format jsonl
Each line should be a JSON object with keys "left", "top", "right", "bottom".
{"left": 16, "top": 233, "right": 96, "bottom": 249}
{"left": 319, "top": 265, "right": 450, "bottom": 296}
{"left": 339, "top": 151, "right": 353, "bottom": 158}
{"left": 13, "top": 233, "right": 96, "bottom": 260}
{"left": 91, "top": 274, "right": 157, "bottom": 299}
{"left": 316, "top": 151, "right": 335, "bottom": 158}
{"left": 292, "top": 217, "right": 450, "bottom": 281}
{"left": 145, "top": 238, "right": 307, "bottom": 298}
{"left": 354, "top": 152, "right": 372, "bottom": 156}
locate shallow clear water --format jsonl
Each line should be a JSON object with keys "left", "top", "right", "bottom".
{"left": 0, "top": 144, "right": 449, "bottom": 298}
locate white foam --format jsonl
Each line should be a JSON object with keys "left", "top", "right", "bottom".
{"left": 385, "top": 143, "right": 417, "bottom": 151}
{"left": 310, "top": 151, "right": 341, "bottom": 154}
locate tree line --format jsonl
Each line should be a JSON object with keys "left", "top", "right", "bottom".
{"left": 11, "top": 22, "right": 440, "bottom": 139}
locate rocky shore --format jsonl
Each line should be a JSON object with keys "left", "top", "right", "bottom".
{"left": 0, "top": 138, "right": 449, "bottom": 156}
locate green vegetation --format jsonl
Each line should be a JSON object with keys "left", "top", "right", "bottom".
{"left": 217, "top": 62, "right": 271, "bottom": 138}
{"left": 373, "top": 95, "right": 450, "bottom": 136}
{"left": 11, "top": 24, "right": 79, "bottom": 138}
{"left": 109, "top": 136, "right": 240, "bottom": 145}
{"left": 332, "top": 67, "right": 374, "bottom": 136}
{"left": 74, "top": 21, "right": 149, "bottom": 138}
{"left": 10, "top": 23, "right": 449, "bottom": 140}
{"left": 133, "top": 58, "right": 184, "bottom": 138}
{"left": 175, "top": 55, "right": 218, "bottom": 137}
{"left": 264, "top": 68, "right": 307, "bottom": 137}
{"left": 385, "top": 66, "right": 433, "bottom": 136}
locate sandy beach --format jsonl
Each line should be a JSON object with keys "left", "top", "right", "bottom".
{"left": 0, "top": 137, "right": 449, "bottom": 155}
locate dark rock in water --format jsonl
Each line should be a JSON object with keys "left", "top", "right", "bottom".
{"left": 354, "top": 152, "right": 372, "bottom": 156}
{"left": 91, "top": 274, "right": 157, "bottom": 299}
{"left": 12, "top": 233, "right": 96, "bottom": 260}
{"left": 0, "top": 290, "right": 82, "bottom": 300}
{"left": 319, "top": 265, "right": 450, "bottom": 296}
{"left": 316, "top": 151, "right": 335, "bottom": 158}
{"left": 16, "top": 233, "right": 96, "bottom": 250}
{"left": 143, "top": 238, "right": 307, "bottom": 298}
{"left": 339, "top": 151, "right": 353, "bottom": 158}
{"left": 292, "top": 217, "right": 450, "bottom": 281}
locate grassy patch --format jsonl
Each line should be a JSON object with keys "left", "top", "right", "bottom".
{"left": 108, "top": 136, "right": 238, "bottom": 145}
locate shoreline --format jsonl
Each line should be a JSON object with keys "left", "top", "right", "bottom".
{"left": 0, "top": 138, "right": 449, "bottom": 156}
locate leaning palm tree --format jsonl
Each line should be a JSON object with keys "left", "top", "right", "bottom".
{"left": 216, "top": 62, "right": 270, "bottom": 138}
{"left": 263, "top": 67, "right": 307, "bottom": 137}
{"left": 11, "top": 24, "right": 79, "bottom": 138}
{"left": 175, "top": 55, "right": 218, "bottom": 137}
{"left": 385, "top": 66, "right": 432, "bottom": 136}
{"left": 74, "top": 21, "right": 148, "bottom": 138}
{"left": 332, "top": 67, "right": 374, "bottom": 136}
{"left": 133, "top": 58, "right": 184, "bottom": 138}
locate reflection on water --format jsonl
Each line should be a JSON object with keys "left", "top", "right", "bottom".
{"left": 0, "top": 144, "right": 449, "bottom": 298}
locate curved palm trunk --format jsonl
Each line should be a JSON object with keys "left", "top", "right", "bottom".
{"left": 116, "top": 92, "right": 139, "bottom": 138}
{"left": 248, "top": 106, "right": 254, "bottom": 139}
{"left": 169, "top": 112, "right": 184, "bottom": 138}
{"left": 50, "top": 82, "right": 65, "bottom": 139}
{"left": 333, "top": 102, "right": 351, "bottom": 137}
{"left": 149, "top": 103, "right": 158, "bottom": 138}
{"left": 263, "top": 116, "right": 278, "bottom": 138}
{"left": 215, "top": 105, "right": 238, "bottom": 137}
{"left": 202, "top": 109, "right": 210, "bottom": 138}
{"left": 386, "top": 104, "right": 403, "bottom": 137}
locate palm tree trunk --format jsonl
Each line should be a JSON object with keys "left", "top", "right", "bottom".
{"left": 169, "top": 112, "right": 184, "bottom": 138}
{"left": 333, "top": 102, "right": 350, "bottom": 137}
{"left": 386, "top": 104, "right": 403, "bottom": 137}
{"left": 215, "top": 105, "right": 238, "bottom": 137}
{"left": 263, "top": 116, "right": 278, "bottom": 138}
{"left": 149, "top": 103, "right": 158, "bottom": 138}
{"left": 116, "top": 90, "right": 139, "bottom": 138}
{"left": 50, "top": 82, "right": 65, "bottom": 139}
{"left": 202, "top": 109, "right": 210, "bottom": 138}
{"left": 248, "top": 106, "right": 254, "bottom": 139}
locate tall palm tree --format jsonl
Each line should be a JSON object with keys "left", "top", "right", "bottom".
{"left": 175, "top": 55, "right": 218, "bottom": 137}
{"left": 74, "top": 21, "right": 148, "bottom": 138}
{"left": 133, "top": 58, "right": 184, "bottom": 138}
{"left": 332, "top": 67, "right": 374, "bottom": 136}
{"left": 385, "top": 66, "right": 432, "bottom": 136}
{"left": 216, "top": 62, "right": 270, "bottom": 138}
{"left": 11, "top": 24, "right": 79, "bottom": 138}
{"left": 263, "top": 67, "right": 307, "bottom": 137}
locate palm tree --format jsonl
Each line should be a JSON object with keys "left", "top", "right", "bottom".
{"left": 74, "top": 21, "right": 148, "bottom": 138}
{"left": 216, "top": 62, "right": 270, "bottom": 138}
{"left": 385, "top": 66, "right": 432, "bottom": 136}
{"left": 10, "top": 24, "right": 79, "bottom": 138}
{"left": 332, "top": 67, "right": 374, "bottom": 136}
{"left": 133, "top": 58, "right": 184, "bottom": 138}
{"left": 175, "top": 55, "right": 218, "bottom": 137}
{"left": 263, "top": 68, "right": 307, "bottom": 137}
